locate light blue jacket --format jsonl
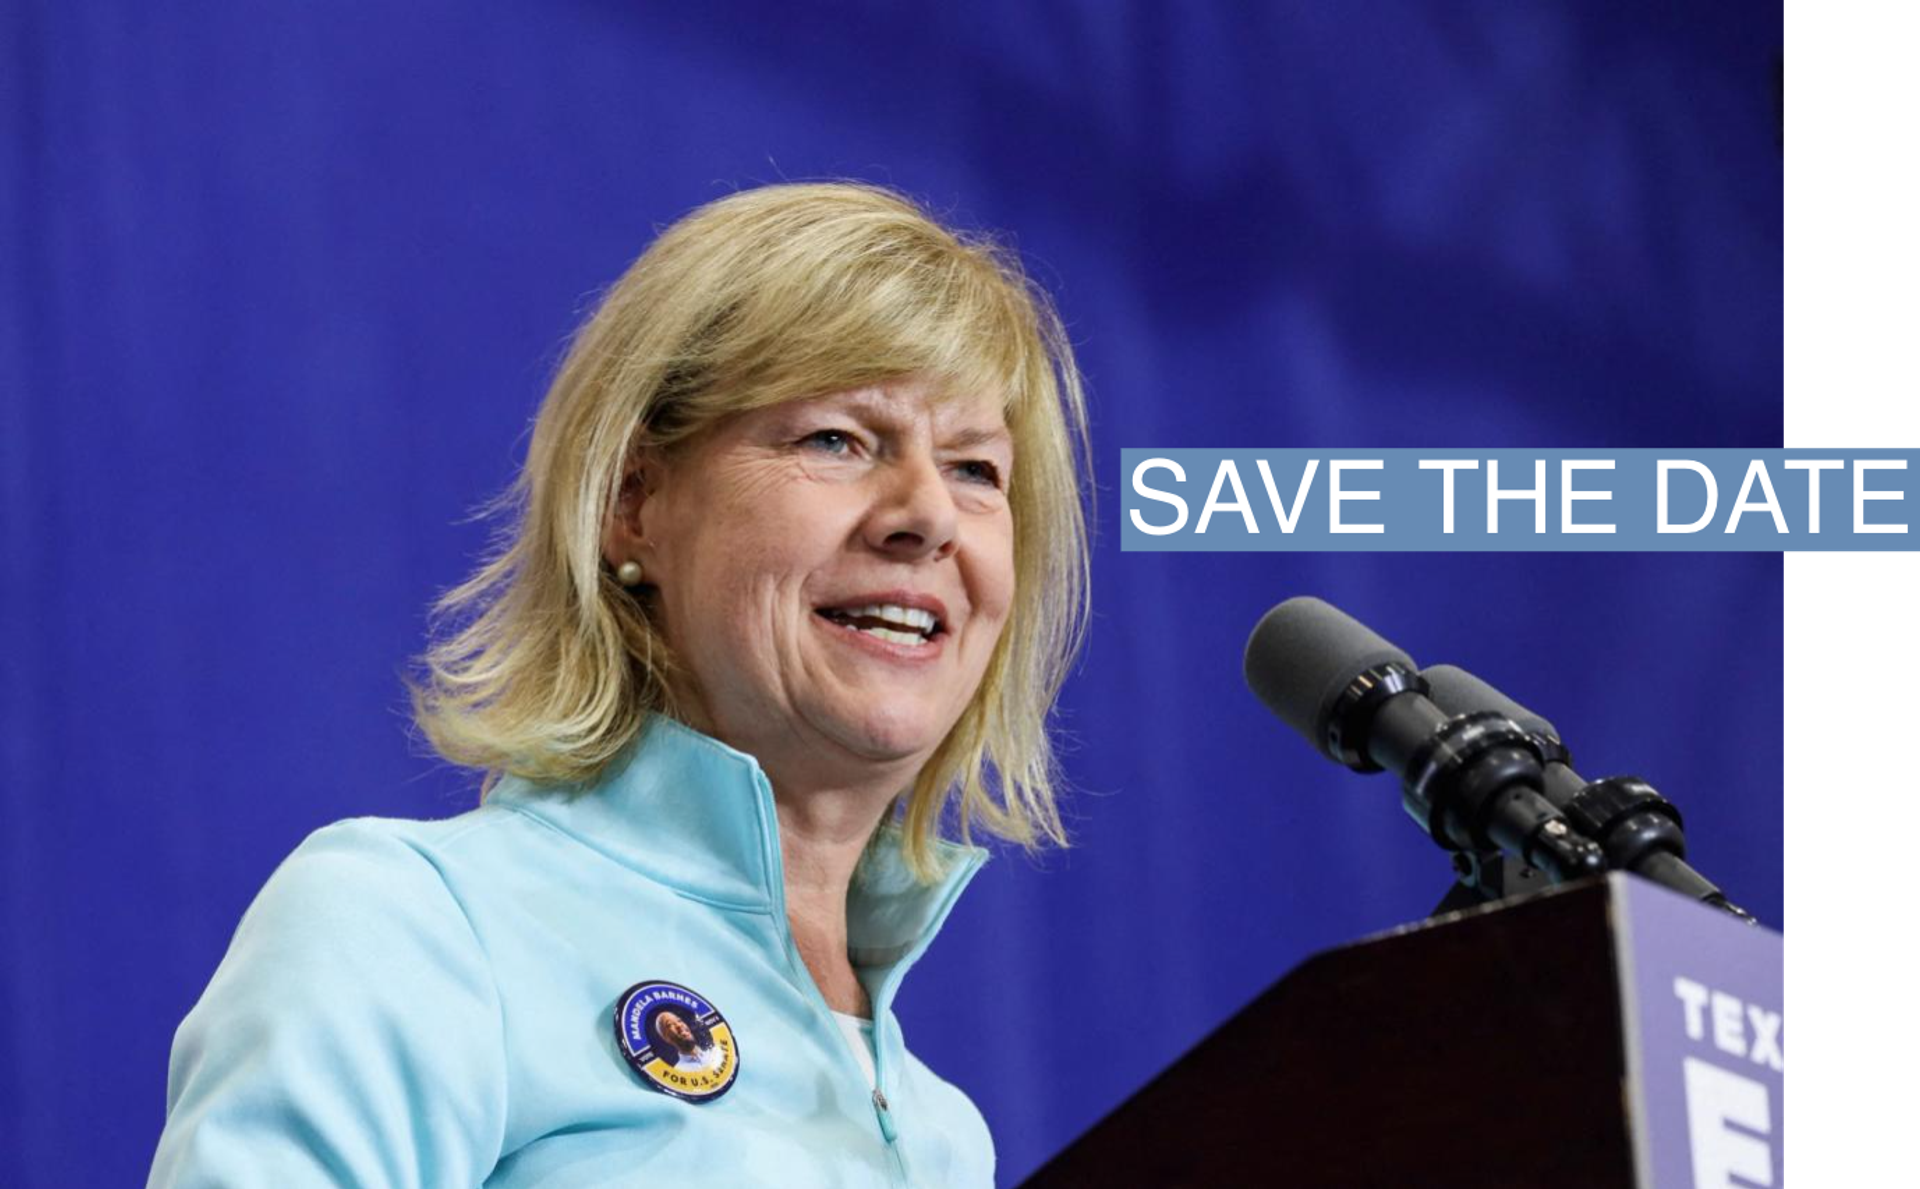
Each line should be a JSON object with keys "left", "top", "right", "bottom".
{"left": 150, "top": 718, "right": 994, "bottom": 1187}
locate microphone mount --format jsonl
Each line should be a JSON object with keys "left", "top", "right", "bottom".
{"left": 1419, "top": 662, "right": 1758, "bottom": 924}
{"left": 1318, "top": 662, "right": 1607, "bottom": 886}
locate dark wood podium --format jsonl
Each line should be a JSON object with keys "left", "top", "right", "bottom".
{"left": 1023, "top": 875, "right": 1784, "bottom": 1189}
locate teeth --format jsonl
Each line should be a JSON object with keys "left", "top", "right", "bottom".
{"left": 820, "top": 601, "right": 939, "bottom": 647}
{"left": 847, "top": 603, "right": 937, "bottom": 632}
{"left": 825, "top": 618, "right": 931, "bottom": 647}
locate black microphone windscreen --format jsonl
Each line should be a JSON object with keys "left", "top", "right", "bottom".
{"left": 1243, "top": 597, "right": 1416, "bottom": 760}
{"left": 1421, "top": 664, "right": 1561, "bottom": 742}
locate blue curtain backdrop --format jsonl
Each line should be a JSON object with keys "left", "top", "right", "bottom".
{"left": 1, "top": 3, "right": 1781, "bottom": 1185}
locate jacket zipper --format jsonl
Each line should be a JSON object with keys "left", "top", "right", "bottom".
{"left": 771, "top": 921, "right": 910, "bottom": 1184}
{"left": 854, "top": 847, "right": 986, "bottom": 1184}
{"left": 749, "top": 769, "right": 986, "bottom": 1186}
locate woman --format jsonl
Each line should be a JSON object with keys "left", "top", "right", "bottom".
{"left": 149, "top": 182, "right": 1090, "bottom": 1186}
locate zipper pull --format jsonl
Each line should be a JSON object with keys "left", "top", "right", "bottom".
{"left": 872, "top": 1087, "right": 899, "bottom": 1143}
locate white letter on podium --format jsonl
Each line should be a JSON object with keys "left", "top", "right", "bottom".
{"left": 1682, "top": 1057, "right": 1773, "bottom": 1188}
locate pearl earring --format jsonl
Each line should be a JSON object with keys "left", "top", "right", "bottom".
{"left": 616, "top": 560, "right": 644, "bottom": 586}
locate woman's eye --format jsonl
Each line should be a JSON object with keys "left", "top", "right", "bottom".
{"left": 800, "top": 429, "right": 855, "bottom": 455}
{"left": 955, "top": 460, "right": 1003, "bottom": 488}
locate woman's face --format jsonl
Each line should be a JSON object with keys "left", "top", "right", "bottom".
{"left": 657, "top": 1011, "right": 695, "bottom": 1049}
{"left": 628, "top": 380, "right": 1016, "bottom": 790}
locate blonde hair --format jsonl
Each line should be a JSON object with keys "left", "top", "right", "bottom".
{"left": 411, "top": 182, "right": 1090, "bottom": 877}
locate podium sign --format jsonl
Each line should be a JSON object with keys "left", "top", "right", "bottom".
{"left": 1619, "top": 877, "right": 1784, "bottom": 1187}
{"left": 1025, "top": 875, "right": 1783, "bottom": 1188}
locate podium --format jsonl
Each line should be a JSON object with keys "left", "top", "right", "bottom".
{"left": 1023, "top": 875, "right": 1783, "bottom": 1188}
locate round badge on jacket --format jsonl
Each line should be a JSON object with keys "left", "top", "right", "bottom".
{"left": 614, "top": 980, "right": 741, "bottom": 1102}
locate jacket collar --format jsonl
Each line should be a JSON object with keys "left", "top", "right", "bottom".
{"left": 487, "top": 716, "right": 986, "bottom": 996}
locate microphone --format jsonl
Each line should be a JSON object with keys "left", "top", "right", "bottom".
{"left": 1417, "top": 665, "right": 1583, "bottom": 805}
{"left": 1243, "top": 598, "right": 1606, "bottom": 886}
{"left": 1421, "top": 665, "right": 1755, "bottom": 923}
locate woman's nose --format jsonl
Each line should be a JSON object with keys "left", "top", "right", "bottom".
{"left": 865, "top": 452, "right": 960, "bottom": 561}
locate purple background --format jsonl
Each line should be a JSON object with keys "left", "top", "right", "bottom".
{"left": 1, "top": 3, "right": 1782, "bottom": 1185}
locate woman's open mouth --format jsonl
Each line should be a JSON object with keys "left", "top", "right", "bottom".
{"left": 815, "top": 602, "right": 946, "bottom": 648}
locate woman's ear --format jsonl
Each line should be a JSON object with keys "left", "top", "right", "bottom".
{"left": 600, "top": 448, "right": 655, "bottom": 574}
